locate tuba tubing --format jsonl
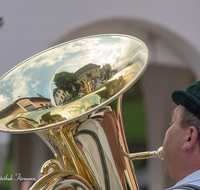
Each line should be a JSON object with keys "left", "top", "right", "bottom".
{"left": 121, "top": 144, "right": 163, "bottom": 161}
{"left": 0, "top": 34, "right": 151, "bottom": 190}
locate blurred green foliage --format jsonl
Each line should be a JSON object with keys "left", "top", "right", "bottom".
{"left": 122, "top": 82, "right": 146, "bottom": 144}
{"left": 0, "top": 158, "right": 13, "bottom": 190}
{"left": 122, "top": 98, "right": 146, "bottom": 144}
{"left": 122, "top": 83, "right": 147, "bottom": 171}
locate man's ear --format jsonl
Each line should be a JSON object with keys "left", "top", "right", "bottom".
{"left": 182, "top": 126, "right": 199, "bottom": 150}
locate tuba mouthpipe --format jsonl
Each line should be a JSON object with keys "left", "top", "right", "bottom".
{"left": 121, "top": 143, "right": 163, "bottom": 161}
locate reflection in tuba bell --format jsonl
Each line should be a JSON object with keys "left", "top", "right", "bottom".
{"left": 0, "top": 34, "right": 163, "bottom": 190}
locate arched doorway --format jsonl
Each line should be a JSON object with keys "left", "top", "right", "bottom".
{"left": 51, "top": 18, "right": 199, "bottom": 190}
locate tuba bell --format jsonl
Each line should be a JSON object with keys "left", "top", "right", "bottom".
{"left": 0, "top": 34, "right": 162, "bottom": 190}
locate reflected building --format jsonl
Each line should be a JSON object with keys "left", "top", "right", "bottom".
{"left": 53, "top": 88, "right": 71, "bottom": 106}
{"left": 6, "top": 117, "right": 39, "bottom": 129}
{"left": 76, "top": 63, "right": 101, "bottom": 83}
{"left": 75, "top": 63, "right": 101, "bottom": 92}
{"left": 0, "top": 97, "right": 54, "bottom": 120}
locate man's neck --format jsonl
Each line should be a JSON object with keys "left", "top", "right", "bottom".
{"left": 174, "top": 150, "right": 200, "bottom": 182}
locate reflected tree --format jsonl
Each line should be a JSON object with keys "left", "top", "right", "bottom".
{"left": 100, "top": 64, "right": 112, "bottom": 80}
{"left": 40, "top": 111, "right": 67, "bottom": 125}
{"left": 54, "top": 71, "right": 85, "bottom": 101}
{"left": 41, "top": 112, "right": 55, "bottom": 123}
{"left": 54, "top": 71, "right": 77, "bottom": 93}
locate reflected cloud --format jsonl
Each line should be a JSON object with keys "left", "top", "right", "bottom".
{"left": 0, "top": 34, "right": 149, "bottom": 132}
{"left": 31, "top": 80, "right": 41, "bottom": 88}
{"left": 0, "top": 94, "right": 10, "bottom": 110}
{"left": 12, "top": 75, "right": 31, "bottom": 101}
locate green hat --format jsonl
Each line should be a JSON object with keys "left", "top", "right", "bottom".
{"left": 172, "top": 81, "right": 200, "bottom": 120}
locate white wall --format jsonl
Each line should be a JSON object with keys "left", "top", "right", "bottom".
{"left": 0, "top": 0, "right": 200, "bottom": 77}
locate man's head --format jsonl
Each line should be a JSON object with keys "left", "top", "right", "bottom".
{"left": 172, "top": 81, "right": 200, "bottom": 145}
{"left": 163, "top": 81, "right": 200, "bottom": 182}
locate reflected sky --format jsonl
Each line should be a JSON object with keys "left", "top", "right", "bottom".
{"left": 0, "top": 35, "right": 148, "bottom": 111}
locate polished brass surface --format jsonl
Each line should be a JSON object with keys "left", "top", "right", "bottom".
{"left": 121, "top": 145, "right": 163, "bottom": 160}
{"left": 0, "top": 34, "right": 149, "bottom": 133}
{"left": 0, "top": 34, "right": 150, "bottom": 190}
{"left": 40, "top": 159, "right": 61, "bottom": 176}
{"left": 36, "top": 122, "right": 100, "bottom": 189}
{"left": 30, "top": 170, "right": 94, "bottom": 190}
{"left": 117, "top": 96, "right": 140, "bottom": 190}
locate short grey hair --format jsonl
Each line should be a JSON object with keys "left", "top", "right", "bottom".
{"left": 180, "top": 106, "right": 200, "bottom": 144}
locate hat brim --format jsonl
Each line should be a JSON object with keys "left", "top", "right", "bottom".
{"left": 172, "top": 90, "right": 200, "bottom": 120}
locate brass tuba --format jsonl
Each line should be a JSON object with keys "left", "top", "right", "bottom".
{"left": 0, "top": 34, "right": 162, "bottom": 190}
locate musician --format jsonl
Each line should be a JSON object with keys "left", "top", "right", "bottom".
{"left": 163, "top": 81, "right": 200, "bottom": 189}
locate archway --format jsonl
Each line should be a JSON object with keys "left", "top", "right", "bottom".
{"left": 50, "top": 18, "right": 198, "bottom": 190}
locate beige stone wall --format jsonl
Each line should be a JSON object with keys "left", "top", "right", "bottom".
{"left": 77, "top": 67, "right": 100, "bottom": 83}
